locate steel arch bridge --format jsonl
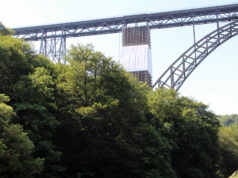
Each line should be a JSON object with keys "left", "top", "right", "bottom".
{"left": 12, "top": 3, "right": 238, "bottom": 90}
{"left": 152, "top": 19, "right": 238, "bottom": 91}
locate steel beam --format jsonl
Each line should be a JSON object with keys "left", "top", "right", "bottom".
{"left": 39, "top": 36, "right": 66, "bottom": 63}
{"left": 12, "top": 4, "right": 238, "bottom": 64}
{"left": 13, "top": 4, "right": 238, "bottom": 41}
{"left": 152, "top": 19, "right": 238, "bottom": 91}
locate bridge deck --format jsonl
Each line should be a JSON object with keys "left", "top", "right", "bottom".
{"left": 13, "top": 4, "right": 238, "bottom": 41}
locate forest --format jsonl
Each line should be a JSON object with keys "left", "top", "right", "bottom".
{"left": 0, "top": 24, "right": 238, "bottom": 178}
{"left": 218, "top": 114, "right": 238, "bottom": 126}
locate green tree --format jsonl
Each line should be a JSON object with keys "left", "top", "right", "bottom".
{"left": 219, "top": 126, "right": 238, "bottom": 177}
{"left": 0, "top": 23, "right": 14, "bottom": 35}
{"left": 148, "top": 88, "right": 222, "bottom": 178}
{"left": 0, "top": 94, "right": 44, "bottom": 178}
{"left": 54, "top": 44, "right": 175, "bottom": 178}
{"left": 14, "top": 66, "right": 62, "bottom": 178}
{"left": 0, "top": 34, "right": 62, "bottom": 178}
{"left": 218, "top": 114, "right": 238, "bottom": 126}
{"left": 1, "top": 27, "right": 231, "bottom": 177}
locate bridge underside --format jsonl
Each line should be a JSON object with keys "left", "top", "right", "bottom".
{"left": 153, "top": 20, "right": 238, "bottom": 91}
{"left": 13, "top": 4, "right": 238, "bottom": 63}
{"left": 12, "top": 4, "right": 238, "bottom": 89}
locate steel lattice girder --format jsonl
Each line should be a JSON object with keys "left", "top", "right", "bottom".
{"left": 152, "top": 20, "right": 238, "bottom": 91}
{"left": 39, "top": 37, "right": 66, "bottom": 63}
{"left": 13, "top": 4, "right": 238, "bottom": 41}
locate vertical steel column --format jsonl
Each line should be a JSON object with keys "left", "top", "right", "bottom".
{"left": 60, "top": 35, "right": 66, "bottom": 63}
{"left": 39, "top": 30, "right": 66, "bottom": 63}
{"left": 216, "top": 13, "right": 220, "bottom": 43}
{"left": 192, "top": 17, "right": 197, "bottom": 61}
{"left": 170, "top": 68, "right": 174, "bottom": 88}
{"left": 40, "top": 32, "right": 47, "bottom": 56}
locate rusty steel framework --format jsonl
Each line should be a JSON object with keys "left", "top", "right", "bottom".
{"left": 122, "top": 26, "right": 151, "bottom": 47}
{"left": 153, "top": 19, "right": 238, "bottom": 91}
{"left": 121, "top": 26, "right": 152, "bottom": 86}
{"left": 13, "top": 4, "right": 238, "bottom": 63}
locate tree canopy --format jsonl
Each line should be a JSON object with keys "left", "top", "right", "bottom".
{"left": 0, "top": 93, "right": 43, "bottom": 178}
{"left": 218, "top": 114, "right": 238, "bottom": 126}
{"left": 0, "top": 29, "right": 237, "bottom": 178}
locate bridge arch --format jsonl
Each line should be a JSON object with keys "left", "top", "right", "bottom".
{"left": 152, "top": 20, "right": 238, "bottom": 91}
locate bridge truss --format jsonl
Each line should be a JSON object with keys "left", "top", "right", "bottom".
{"left": 12, "top": 4, "right": 238, "bottom": 90}
{"left": 14, "top": 4, "right": 238, "bottom": 63}
{"left": 152, "top": 19, "right": 238, "bottom": 90}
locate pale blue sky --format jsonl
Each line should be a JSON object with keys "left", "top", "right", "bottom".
{"left": 1, "top": 0, "right": 238, "bottom": 115}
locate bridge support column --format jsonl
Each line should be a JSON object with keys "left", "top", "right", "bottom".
{"left": 120, "top": 26, "right": 152, "bottom": 86}
{"left": 39, "top": 34, "right": 66, "bottom": 63}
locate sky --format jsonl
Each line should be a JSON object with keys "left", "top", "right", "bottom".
{"left": 1, "top": 0, "right": 238, "bottom": 115}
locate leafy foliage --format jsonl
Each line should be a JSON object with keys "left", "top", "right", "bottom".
{"left": 0, "top": 29, "right": 237, "bottom": 177}
{"left": 0, "top": 23, "right": 14, "bottom": 36}
{"left": 0, "top": 33, "right": 61, "bottom": 178}
{"left": 219, "top": 126, "right": 238, "bottom": 177}
{"left": 0, "top": 94, "right": 44, "bottom": 178}
{"left": 148, "top": 89, "right": 222, "bottom": 178}
{"left": 54, "top": 45, "right": 175, "bottom": 178}
{"left": 218, "top": 114, "right": 238, "bottom": 126}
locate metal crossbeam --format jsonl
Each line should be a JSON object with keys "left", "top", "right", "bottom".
{"left": 14, "top": 4, "right": 238, "bottom": 41}
{"left": 152, "top": 20, "right": 238, "bottom": 91}
{"left": 12, "top": 4, "right": 238, "bottom": 63}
